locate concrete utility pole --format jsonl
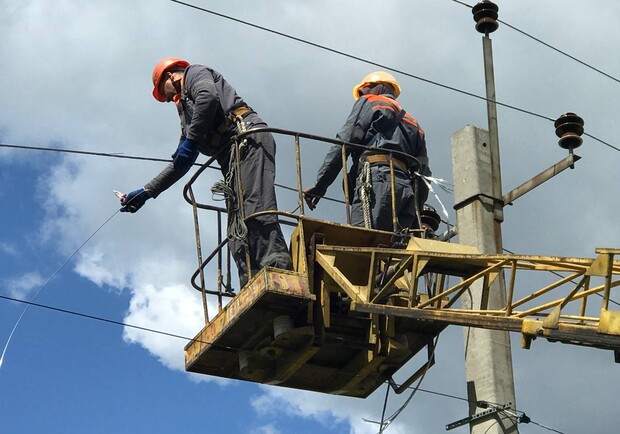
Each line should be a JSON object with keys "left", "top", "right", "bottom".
{"left": 452, "top": 126, "right": 518, "bottom": 434}
{"left": 451, "top": 2, "right": 518, "bottom": 433}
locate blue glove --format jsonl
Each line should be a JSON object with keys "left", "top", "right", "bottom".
{"left": 173, "top": 138, "right": 199, "bottom": 172}
{"left": 120, "top": 188, "right": 151, "bottom": 213}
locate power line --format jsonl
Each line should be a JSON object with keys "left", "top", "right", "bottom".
{"left": 0, "top": 293, "right": 418, "bottom": 384}
{"left": 0, "top": 297, "right": 585, "bottom": 434}
{"left": 3, "top": 141, "right": 619, "bottom": 307}
{"left": 167, "top": 0, "right": 619, "bottom": 153}
{"left": 168, "top": 0, "right": 551, "bottom": 123}
{"left": 451, "top": 0, "right": 620, "bottom": 85}
{"left": 584, "top": 131, "right": 620, "bottom": 153}
{"left": 406, "top": 383, "right": 567, "bottom": 434}
{"left": 0, "top": 208, "right": 121, "bottom": 369}
{"left": 0, "top": 142, "right": 346, "bottom": 205}
{"left": 3, "top": 141, "right": 619, "bottom": 306}
{"left": 0, "top": 293, "right": 197, "bottom": 343}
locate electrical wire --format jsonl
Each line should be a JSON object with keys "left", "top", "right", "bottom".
{"left": 167, "top": 0, "right": 550, "bottom": 122}
{"left": 0, "top": 208, "right": 121, "bottom": 369}
{"left": 0, "top": 290, "right": 589, "bottom": 434}
{"left": 377, "top": 336, "right": 439, "bottom": 432}
{"left": 451, "top": 0, "right": 620, "bottom": 85}
{"left": 0, "top": 293, "right": 425, "bottom": 384}
{"left": 0, "top": 293, "right": 198, "bottom": 344}
{"left": 525, "top": 419, "right": 565, "bottom": 434}
{"left": 0, "top": 142, "right": 346, "bottom": 205}
{"left": 500, "top": 408, "right": 566, "bottom": 434}
{"left": 167, "top": 0, "right": 620, "bottom": 152}
{"left": 3, "top": 140, "right": 618, "bottom": 321}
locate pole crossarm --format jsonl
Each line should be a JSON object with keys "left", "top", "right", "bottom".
{"left": 314, "top": 243, "right": 620, "bottom": 353}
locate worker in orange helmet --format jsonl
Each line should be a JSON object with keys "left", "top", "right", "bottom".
{"left": 304, "top": 71, "right": 431, "bottom": 232}
{"left": 120, "top": 58, "right": 292, "bottom": 288}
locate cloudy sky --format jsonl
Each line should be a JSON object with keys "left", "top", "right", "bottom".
{"left": 1, "top": 1, "right": 619, "bottom": 433}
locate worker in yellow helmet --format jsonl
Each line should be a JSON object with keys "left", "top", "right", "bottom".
{"left": 119, "top": 58, "right": 292, "bottom": 288}
{"left": 304, "top": 71, "right": 431, "bottom": 232}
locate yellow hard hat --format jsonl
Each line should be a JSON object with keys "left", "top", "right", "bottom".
{"left": 352, "top": 71, "right": 402, "bottom": 100}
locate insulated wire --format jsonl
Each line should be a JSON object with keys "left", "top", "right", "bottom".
{"left": 0, "top": 208, "right": 121, "bottom": 369}
{"left": 525, "top": 418, "right": 565, "bottom": 434}
{"left": 0, "top": 294, "right": 579, "bottom": 434}
{"left": 0, "top": 142, "right": 346, "bottom": 205}
{"left": 3, "top": 141, "right": 617, "bottom": 306}
{"left": 0, "top": 293, "right": 197, "bottom": 344}
{"left": 375, "top": 336, "right": 439, "bottom": 433}
{"left": 168, "top": 0, "right": 620, "bottom": 152}
{"left": 500, "top": 408, "right": 566, "bottom": 434}
{"left": 451, "top": 0, "right": 620, "bottom": 85}
{"left": 169, "top": 1, "right": 552, "bottom": 122}
{"left": 413, "top": 386, "right": 566, "bottom": 434}
{"left": 0, "top": 292, "right": 424, "bottom": 385}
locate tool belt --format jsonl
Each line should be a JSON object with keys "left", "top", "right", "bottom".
{"left": 226, "top": 103, "right": 251, "bottom": 123}
{"left": 207, "top": 104, "right": 252, "bottom": 154}
{"left": 362, "top": 154, "right": 408, "bottom": 173}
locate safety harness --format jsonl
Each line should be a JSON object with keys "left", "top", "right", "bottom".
{"left": 357, "top": 98, "right": 411, "bottom": 229}
{"left": 210, "top": 102, "right": 253, "bottom": 242}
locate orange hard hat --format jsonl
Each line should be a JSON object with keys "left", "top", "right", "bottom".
{"left": 352, "top": 71, "right": 402, "bottom": 100}
{"left": 152, "top": 57, "right": 189, "bottom": 102}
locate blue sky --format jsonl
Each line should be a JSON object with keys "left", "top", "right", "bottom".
{"left": 1, "top": 1, "right": 620, "bottom": 433}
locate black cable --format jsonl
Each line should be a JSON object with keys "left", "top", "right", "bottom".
{"left": 169, "top": 0, "right": 553, "bottom": 123}
{"left": 416, "top": 387, "right": 470, "bottom": 402}
{"left": 379, "top": 382, "right": 390, "bottom": 433}
{"left": 450, "top": 0, "right": 620, "bottom": 85}
{"left": 167, "top": 0, "right": 619, "bottom": 153}
{"left": 584, "top": 132, "right": 620, "bottom": 153}
{"left": 0, "top": 294, "right": 206, "bottom": 342}
{"left": 0, "top": 142, "right": 175, "bottom": 164}
{"left": 500, "top": 409, "right": 566, "bottom": 434}
{"left": 417, "top": 384, "right": 568, "bottom": 434}
{"left": 0, "top": 142, "right": 346, "bottom": 205}
{"left": 0, "top": 293, "right": 421, "bottom": 384}
{"left": 525, "top": 418, "right": 565, "bottom": 434}
{"left": 5, "top": 141, "right": 618, "bottom": 315}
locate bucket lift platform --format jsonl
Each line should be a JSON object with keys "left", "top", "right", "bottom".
{"left": 185, "top": 217, "right": 620, "bottom": 397}
{"left": 184, "top": 219, "right": 448, "bottom": 398}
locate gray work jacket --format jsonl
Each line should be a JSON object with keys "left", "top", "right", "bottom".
{"left": 314, "top": 94, "right": 429, "bottom": 195}
{"left": 145, "top": 65, "right": 265, "bottom": 197}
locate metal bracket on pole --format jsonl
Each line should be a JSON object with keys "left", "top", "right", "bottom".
{"left": 502, "top": 153, "right": 581, "bottom": 205}
{"left": 446, "top": 403, "right": 513, "bottom": 431}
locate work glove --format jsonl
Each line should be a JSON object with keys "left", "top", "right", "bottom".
{"left": 303, "top": 186, "right": 325, "bottom": 211}
{"left": 120, "top": 188, "right": 151, "bottom": 213}
{"left": 173, "top": 138, "right": 199, "bottom": 172}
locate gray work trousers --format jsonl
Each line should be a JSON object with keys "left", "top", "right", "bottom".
{"left": 350, "top": 165, "right": 418, "bottom": 232}
{"left": 218, "top": 130, "right": 292, "bottom": 288}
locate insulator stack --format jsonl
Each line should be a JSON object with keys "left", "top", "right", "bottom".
{"left": 472, "top": 1, "right": 499, "bottom": 34}
{"left": 554, "top": 112, "right": 584, "bottom": 151}
{"left": 421, "top": 206, "right": 441, "bottom": 232}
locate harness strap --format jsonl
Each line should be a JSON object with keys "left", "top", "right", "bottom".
{"left": 359, "top": 161, "right": 373, "bottom": 229}
{"left": 209, "top": 104, "right": 252, "bottom": 150}
{"left": 362, "top": 154, "right": 408, "bottom": 172}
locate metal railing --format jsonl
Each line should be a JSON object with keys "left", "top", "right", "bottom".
{"left": 182, "top": 127, "right": 424, "bottom": 323}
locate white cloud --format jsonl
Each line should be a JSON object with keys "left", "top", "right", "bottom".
{"left": 0, "top": 242, "right": 18, "bottom": 256}
{"left": 249, "top": 424, "right": 282, "bottom": 434}
{"left": 1, "top": 0, "right": 619, "bottom": 433}
{"left": 2, "top": 272, "right": 46, "bottom": 299}
{"left": 122, "top": 281, "right": 203, "bottom": 371}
